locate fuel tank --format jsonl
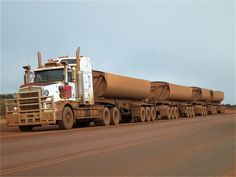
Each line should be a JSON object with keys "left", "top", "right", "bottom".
{"left": 93, "top": 70, "right": 151, "bottom": 100}
{"left": 191, "top": 87, "right": 211, "bottom": 101}
{"left": 150, "top": 81, "right": 192, "bottom": 101}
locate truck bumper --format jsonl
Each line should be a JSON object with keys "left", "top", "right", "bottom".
{"left": 6, "top": 111, "right": 56, "bottom": 127}
{"left": 5, "top": 90, "right": 56, "bottom": 127}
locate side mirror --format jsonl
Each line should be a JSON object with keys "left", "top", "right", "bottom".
{"left": 23, "top": 65, "right": 31, "bottom": 85}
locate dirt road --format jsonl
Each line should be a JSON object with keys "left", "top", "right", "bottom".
{"left": 1, "top": 114, "right": 235, "bottom": 176}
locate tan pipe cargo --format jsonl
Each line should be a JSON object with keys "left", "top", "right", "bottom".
{"left": 151, "top": 81, "right": 192, "bottom": 101}
{"left": 93, "top": 70, "right": 151, "bottom": 100}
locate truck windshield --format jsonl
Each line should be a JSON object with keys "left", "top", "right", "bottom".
{"left": 34, "top": 69, "right": 64, "bottom": 83}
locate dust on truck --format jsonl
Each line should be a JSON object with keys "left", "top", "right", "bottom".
{"left": 5, "top": 48, "right": 154, "bottom": 131}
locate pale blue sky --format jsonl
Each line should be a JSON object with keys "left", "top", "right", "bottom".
{"left": 1, "top": 1, "right": 235, "bottom": 104}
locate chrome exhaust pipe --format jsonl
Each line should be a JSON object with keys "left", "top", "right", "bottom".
{"left": 76, "top": 47, "right": 84, "bottom": 103}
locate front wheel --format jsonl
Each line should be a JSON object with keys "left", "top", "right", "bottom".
{"left": 58, "top": 106, "right": 74, "bottom": 130}
{"left": 19, "top": 125, "right": 34, "bottom": 132}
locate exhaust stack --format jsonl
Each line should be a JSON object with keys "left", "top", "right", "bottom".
{"left": 37, "top": 52, "right": 43, "bottom": 68}
{"left": 76, "top": 47, "right": 84, "bottom": 103}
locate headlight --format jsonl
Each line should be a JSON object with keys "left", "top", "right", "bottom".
{"left": 13, "top": 106, "right": 18, "bottom": 112}
{"left": 43, "top": 89, "right": 49, "bottom": 96}
{"left": 46, "top": 103, "right": 52, "bottom": 109}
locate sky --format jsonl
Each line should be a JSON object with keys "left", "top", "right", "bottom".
{"left": 1, "top": 1, "right": 235, "bottom": 104}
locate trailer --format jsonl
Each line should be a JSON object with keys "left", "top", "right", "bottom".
{"left": 149, "top": 81, "right": 195, "bottom": 119}
{"left": 191, "top": 87, "right": 211, "bottom": 116}
{"left": 209, "top": 90, "right": 225, "bottom": 114}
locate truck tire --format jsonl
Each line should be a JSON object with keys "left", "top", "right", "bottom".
{"left": 150, "top": 107, "right": 156, "bottom": 121}
{"left": 110, "top": 107, "right": 120, "bottom": 125}
{"left": 174, "top": 107, "right": 179, "bottom": 119}
{"left": 189, "top": 107, "right": 193, "bottom": 117}
{"left": 58, "top": 106, "right": 74, "bottom": 130}
{"left": 171, "top": 107, "right": 175, "bottom": 119}
{"left": 186, "top": 107, "right": 190, "bottom": 118}
{"left": 138, "top": 107, "right": 146, "bottom": 122}
{"left": 167, "top": 107, "right": 171, "bottom": 119}
{"left": 201, "top": 107, "right": 205, "bottom": 116}
{"left": 19, "top": 125, "right": 34, "bottom": 132}
{"left": 145, "top": 107, "right": 151, "bottom": 122}
{"left": 100, "top": 107, "right": 111, "bottom": 126}
{"left": 192, "top": 107, "right": 195, "bottom": 117}
{"left": 205, "top": 107, "right": 208, "bottom": 116}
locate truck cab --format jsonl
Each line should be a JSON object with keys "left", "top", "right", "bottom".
{"left": 5, "top": 49, "right": 94, "bottom": 131}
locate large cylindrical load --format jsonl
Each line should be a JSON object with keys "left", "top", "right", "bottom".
{"left": 211, "top": 90, "right": 224, "bottom": 102}
{"left": 150, "top": 81, "right": 192, "bottom": 101}
{"left": 191, "top": 87, "right": 211, "bottom": 101}
{"left": 93, "top": 70, "right": 151, "bottom": 100}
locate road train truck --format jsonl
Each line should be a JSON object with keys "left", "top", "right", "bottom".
{"left": 5, "top": 48, "right": 156, "bottom": 131}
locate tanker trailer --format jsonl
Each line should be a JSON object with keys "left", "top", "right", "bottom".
{"left": 209, "top": 90, "right": 225, "bottom": 114}
{"left": 149, "top": 81, "right": 194, "bottom": 119}
{"left": 92, "top": 70, "right": 156, "bottom": 124}
{"left": 191, "top": 87, "right": 211, "bottom": 116}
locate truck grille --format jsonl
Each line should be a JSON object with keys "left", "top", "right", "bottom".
{"left": 18, "top": 91, "right": 40, "bottom": 113}
{"left": 19, "top": 91, "right": 39, "bottom": 98}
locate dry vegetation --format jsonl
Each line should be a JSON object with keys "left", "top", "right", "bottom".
{"left": 0, "top": 94, "right": 14, "bottom": 118}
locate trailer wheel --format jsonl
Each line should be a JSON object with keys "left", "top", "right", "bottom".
{"left": 110, "top": 107, "right": 120, "bottom": 125}
{"left": 201, "top": 107, "right": 204, "bottom": 116}
{"left": 138, "top": 107, "right": 146, "bottom": 122}
{"left": 190, "top": 107, "right": 193, "bottom": 117}
{"left": 174, "top": 107, "right": 178, "bottom": 119}
{"left": 167, "top": 107, "right": 171, "bottom": 119}
{"left": 171, "top": 107, "right": 175, "bottom": 119}
{"left": 150, "top": 107, "right": 156, "bottom": 121}
{"left": 186, "top": 107, "right": 190, "bottom": 118}
{"left": 189, "top": 107, "right": 193, "bottom": 117}
{"left": 145, "top": 107, "right": 151, "bottom": 122}
{"left": 192, "top": 107, "right": 195, "bottom": 117}
{"left": 58, "top": 106, "right": 74, "bottom": 130}
{"left": 203, "top": 107, "right": 205, "bottom": 116}
{"left": 205, "top": 107, "right": 208, "bottom": 116}
{"left": 100, "top": 107, "right": 111, "bottom": 126}
{"left": 19, "top": 125, "right": 34, "bottom": 132}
